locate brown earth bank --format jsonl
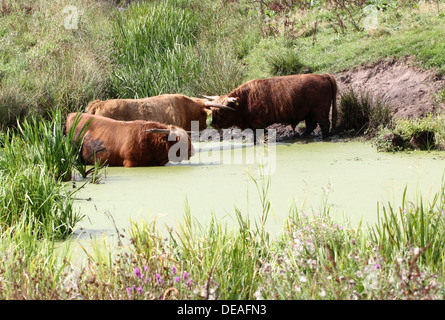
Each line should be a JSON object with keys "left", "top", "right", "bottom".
{"left": 336, "top": 57, "right": 444, "bottom": 119}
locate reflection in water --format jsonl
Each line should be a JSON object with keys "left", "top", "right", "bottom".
{"left": 72, "top": 140, "right": 445, "bottom": 245}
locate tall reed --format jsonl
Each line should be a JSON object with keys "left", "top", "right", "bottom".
{"left": 370, "top": 185, "right": 445, "bottom": 270}
{"left": 15, "top": 110, "right": 88, "bottom": 182}
{"left": 0, "top": 110, "right": 88, "bottom": 239}
{"left": 111, "top": 0, "right": 201, "bottom": 98}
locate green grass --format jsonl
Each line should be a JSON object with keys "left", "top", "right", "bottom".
{"left": 110, "top": 0, "right": 247, "bottom": 98}
{"left": 0, "top": 110, "right": 100, "bottom": 240}
{"left": 339, "top": 89, "right": 393, "bottom": 136}
{"left": 376, "top": 114, "right": 445, "bottom": 151}
{"left": 302, "top": 5, "right": 445, "bottom": 74}
{"left": 242, "top": 2, "right": 445, "bottom": 79}
{"left": 0, "top": 0, "right": 114, "bottom": 128}
{"left": 111, "top": 0, "right": 200, "bottom": 98}
{"left": 1, "top": 0, "right": 443, "bottom": 129}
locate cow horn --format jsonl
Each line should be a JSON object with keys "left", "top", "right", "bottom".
{"left": 204, "top": 101, "right": 237, "bottom": 111}
{"left": 145, "top": 129, "right": 193, "bottom": 134}
{"left": 201, "top": 95, "right": 219, "bottom": 101}
{"left": 145, "top": 129, "right": 171, "bottom": 134}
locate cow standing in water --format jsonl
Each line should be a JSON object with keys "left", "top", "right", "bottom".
{"left": 204, "top": 74, "right": 338, "bottom": 143}
{"left": 86, "top": 94, "right": 234, "bottom": 132}
{"left": 66, "top": 113, "right": 194, "bottom": 167}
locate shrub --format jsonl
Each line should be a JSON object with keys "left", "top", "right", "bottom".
{"left": 339, "top": 89, "right": 392, "bottom": 136}
{"left": 376, "top": 114, "right": 445, "bottom": 152}
{"left": 267, "top": 48, "right": 308, "bottom": 76}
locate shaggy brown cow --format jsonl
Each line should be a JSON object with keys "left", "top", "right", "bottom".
{"left": 205, "top": 74, "right": 338, "bottom": 142}
{"left": 66, "top": 113, "right": 194, "bottom": 167}
{"left": 86, "top": 94, "right": 233, "bottom": 132}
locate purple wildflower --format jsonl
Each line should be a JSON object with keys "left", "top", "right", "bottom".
{"left": 186, "top": 279, "right": 192, "bottom": 288}
{"left": 172, "top": 266, "right": 177, "bottom": 275}
{"left": 137, "top": 286, "right": 143, "bottom": 294}
{"left": 174, "top": 276, "right": 181, "bottom": 282}
{"left": 134, "top": 267, "right": 141, "bottom": 279}
{"left": 183, "top": 271, "right": 190, "bottom": 280}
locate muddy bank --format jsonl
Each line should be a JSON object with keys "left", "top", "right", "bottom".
{"left": 335, "top": 58, "right": 444, "bottom": 119}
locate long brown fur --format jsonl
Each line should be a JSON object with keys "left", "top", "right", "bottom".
{"left": 85, "top": 94, "right": 209, "bottom": 132}
{"left": 66, "top": 113, "right": 193, "bottom": 167}
{"left": 210, "top": 74, "right": 338, "bottom": 139}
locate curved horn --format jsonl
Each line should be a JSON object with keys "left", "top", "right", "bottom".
{"left": 145, "top": 129, "right": 171, "bottom": 134}
{"left": 204, "top": 101, "right": 237, "bottom": 111}
{"left": 201, "top": 95, "right": 219, "bottom": 101}
{"left": 145, "top": 128, "right": 193, "bottom": 134}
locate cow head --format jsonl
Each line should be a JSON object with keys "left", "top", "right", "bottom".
{"left": 202, "top": 95, "right": 241, "bottom": 129}
{"left": 146, "top": 126, "right": 194, "bottom": 162}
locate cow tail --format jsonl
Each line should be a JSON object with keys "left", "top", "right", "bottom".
{"left": 327, "top": 74, "right": 338, "bottom": 132}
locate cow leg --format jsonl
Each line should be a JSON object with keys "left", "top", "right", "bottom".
{"left": 123, "top": 159, "right": 139, "bottom": 167}
{"left": 319, "top": 119, "right": 330, "bottom": 140}
{"left": 302, "top": 118, "right": 317, "bottom": 137}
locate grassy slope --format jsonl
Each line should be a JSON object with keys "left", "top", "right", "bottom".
{"left": 243, "top": 2, "right": 445, "bottom": 80}
{"left": 0, "top": 0, "right": 114, "bottom": 128}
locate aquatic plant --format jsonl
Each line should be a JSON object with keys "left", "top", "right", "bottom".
{"left": 0, "top": 110, "right": 89, "bottom": 239}
{"left": 15, "top": 109, "right": 88, "bottom": 182}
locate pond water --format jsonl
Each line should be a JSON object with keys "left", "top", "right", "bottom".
{"left": 71, "top": 139, "right": 445, "bottom": 249}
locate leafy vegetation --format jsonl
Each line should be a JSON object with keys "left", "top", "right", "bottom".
{"left": 1, "top": 171, "right": 444, "bottom": 299}
{"left": 376, "top": 114, "right": 445, "bottom": 151}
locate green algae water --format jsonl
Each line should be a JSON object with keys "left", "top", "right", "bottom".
{"left": 71, "top": 140, "right": 445, "bottom": 248}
